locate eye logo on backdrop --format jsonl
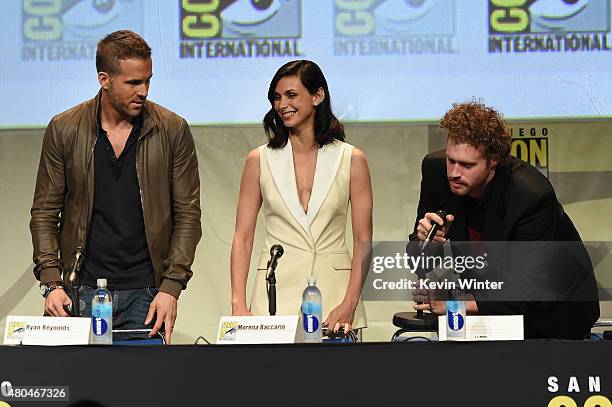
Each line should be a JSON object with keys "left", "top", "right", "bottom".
{"left": 334, "top": 0, "right": 457, "bottom": 56}
{"left": 488, "top": 0, "right": 611, "bottom": 53}
{"left": 179, "top": 0, "right": 303, "bottom": 59}
{"left": 21, "top": 0, "right": 144, "bottom": 62}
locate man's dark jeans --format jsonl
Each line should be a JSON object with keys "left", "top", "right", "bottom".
{"left": 78, "top": 286, "right": 159, "bottom": 341}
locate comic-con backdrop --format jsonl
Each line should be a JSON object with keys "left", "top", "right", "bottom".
{"left": 1, "top": 0, "right": 611, "bottom": 127}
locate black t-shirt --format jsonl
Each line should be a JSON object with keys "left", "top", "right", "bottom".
{"left": 80, "top": 113, "right": 155, "bottom": 289}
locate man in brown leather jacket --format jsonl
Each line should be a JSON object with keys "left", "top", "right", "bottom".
{"left": 30, "top": 30, "right": 201, "bottom": 344}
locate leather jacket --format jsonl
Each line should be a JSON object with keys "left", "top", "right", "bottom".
{"left": 30, "top": 91, "right": 201, "bottom": 298}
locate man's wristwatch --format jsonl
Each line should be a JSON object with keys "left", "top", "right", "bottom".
{"left": 40, "top": 282, "right": 64, "bottom": 298}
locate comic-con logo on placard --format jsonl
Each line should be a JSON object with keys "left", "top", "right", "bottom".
{"left": 511, "top": 126, "right": 549, "bottom": 177}
{"left": 6, "top": 322, "right": 27, "bottom": 341}
{"left": 334, "top": 0, "right": 457, "bottom": 56}
{"left": 488, "top": 0, "right": 611, "bottom": 53}
{"left": 21, "top": 0, "right": 144, "bottom": 62}
{"left": 180, "top": 0, "right": 303, "bottom": 59}
{"left": 218, "top": 321, "right": 238, "bottom": 341}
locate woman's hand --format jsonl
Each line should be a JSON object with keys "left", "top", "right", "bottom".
{"left": 323, "top": 300, "right": 356, "bottom": 334}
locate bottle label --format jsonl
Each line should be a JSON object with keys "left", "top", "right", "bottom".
{"left": 92, "top": 302, "right": 111, "bottom": 336}
{"left": 447, "top": 309, "right": 465, "bottom": 331}
{"left": 302, "top": 313, "right": 320, "bottom": 334}
{"left": 92, "top": 316, "right": 109, "bottom": 336}
{"left": 301, "top": 302, "right": 321, "bottom": 334}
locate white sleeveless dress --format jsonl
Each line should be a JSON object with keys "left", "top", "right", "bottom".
{"left": 250, "top": 138, "right": 367, "bottom": 329}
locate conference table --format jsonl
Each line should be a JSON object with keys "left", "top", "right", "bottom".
{"left": 1, "top": 340, "right": 610, "bottom": 406}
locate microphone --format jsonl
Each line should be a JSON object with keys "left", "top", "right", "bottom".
{"left": 68, "top": 248, "right": 84, "bottom": 285}
{"left": 67, "top": 247, "right": 84, "bottom": 317}
{"left": 266, "top": 244, "right": 284, "bottom": 316}
{"left": 267, "top": 244, "right": 284, "bottom": 273}
{"left": 420, "top": 210, "right": 448, "bottom": 253}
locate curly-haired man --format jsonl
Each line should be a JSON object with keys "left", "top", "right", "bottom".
{"left": 408, "top": 100, "right": 599, "bottom": 339}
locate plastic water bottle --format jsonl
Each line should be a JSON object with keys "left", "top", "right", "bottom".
{"left": 91, "top": 279, "right": 112, "bottom": 345}
{"left": 446, "top": 300, "right": 466, "bottom": 340}
{"left": 301, "top": 276, "right": 322, "bottom": 343}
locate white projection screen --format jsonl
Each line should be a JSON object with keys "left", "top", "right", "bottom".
{"left": 1, "top": 0, "right": 611, "bottom": 127}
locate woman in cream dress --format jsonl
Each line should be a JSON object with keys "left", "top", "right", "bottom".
{"left": 230, "top": 60, "right": 372, "bottom": 333}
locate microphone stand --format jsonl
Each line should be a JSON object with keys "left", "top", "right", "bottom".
{"left": 414, "top": 262, "right": 430, "bottom": 320}
{"left": 392, "top": 248, "right": 438, "bottom": 335}
{"left": 265, "top": 245, "right": 284, "bottom": 316}
{"left": 266, "top": 266, "right": 277, "bottom": 316}
{"left": 392, "top": 212, "right": 448, "bottom": 338}
{"left": 67, "top": 248, "right": 84, "bottom": 317}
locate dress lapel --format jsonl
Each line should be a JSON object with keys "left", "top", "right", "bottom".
{"left": 307, "top": 140, "right": 344, "bottom": 227}
{"left": 265, "top": 139, "right": 345, "bottom": 241}
{"left": 265, "top": 139, "right": 312, "bottom": 238}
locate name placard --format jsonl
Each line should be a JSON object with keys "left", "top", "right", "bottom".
{"left": 217, "top": 315, "right": 299, "bottom": 344}
{"left": 4, "top": 316, "right": 90, "bottom": 345}
{"left": 438, "top": 315, "right": 524, "bottom": 341}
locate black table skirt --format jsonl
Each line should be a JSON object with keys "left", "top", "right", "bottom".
{"left": 1, "top": 341, "right": 610, "bottom": 406}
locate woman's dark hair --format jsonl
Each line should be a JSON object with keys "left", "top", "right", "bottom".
{"left": 263, "top": 60, "right": 345, "bottom": 149}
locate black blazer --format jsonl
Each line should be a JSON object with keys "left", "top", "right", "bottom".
{"left": 409, "top": 150, "right": 599, "bottom": 339}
